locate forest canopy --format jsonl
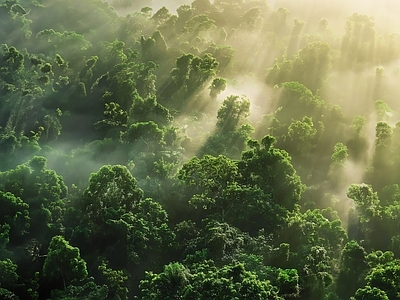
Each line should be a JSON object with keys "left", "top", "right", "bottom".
{"left": 1, "top": 0, "right": 400, "bottom": 299}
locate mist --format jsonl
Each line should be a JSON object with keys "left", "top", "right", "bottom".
{"left": 37, "top": 0, "right": 400, "bottom": 216}
{"left": 2, "top": 0, "right": 400, "bottom": 298}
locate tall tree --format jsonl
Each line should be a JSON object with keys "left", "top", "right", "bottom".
{"left": 216, "top": 95, "right": 250, "bottom": 134}
{"left": 43, "top": 235, "right": 87, "bottom": 290}
{"left": 81, "top": 164, "right": 144, "bottom": 228}
{"left": 238, "top": 135, "right": 305, "bottom": 210}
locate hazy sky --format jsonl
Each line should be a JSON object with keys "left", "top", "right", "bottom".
{"left": 270, "top": 0, "right": 400, "bottom": 33}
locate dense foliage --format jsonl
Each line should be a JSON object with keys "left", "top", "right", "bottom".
{"left": 1, "top": 0, "right": 400, "bottom": 299}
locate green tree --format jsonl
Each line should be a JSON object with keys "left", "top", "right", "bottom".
{"left": 266, "top": 56, "right": 293, "bottom": 86}
{"left": 189, "top": 261, "right": 281, "bottom": 300}
{"left": 81, "top": 165, "right": 144, "bottom": 227}
{"left": 275, "top": 208, "right": 347, "bottom": 298}
{"left": 0, "top": 259, "right": 18, "bottom": 292}
{"left": 179, "top": 153, "right": 282, "bottom": 232}
{"left": 0, "top": 156, "right": 67, "bottom": 242}
{"left": 151, "top": 6, "right": 171, "bottom": 26}
{"left": 240, "top": 7, "right": 262, "bottom": 31}
{"left": 287, "top": 19, "right": 305, "bottom": 58}
{"left": 237, "top": 253, "right": 299, "bottom": 297}
{"left": 353, "top": 286, "right": 389, "bottom": 300}
{"left": 98, "top": 260, "right": 128, "bottom": 300}
{"left": 347, "top": 184, "right": 388, "bottom": 249}
{"left": 202, "top": 220, "right": 248, "bottom": 263}
{"left": 185, "top": 14, "right": 216, "bottom": 36}
{"left": 347, "top": 184, "right": 380, "bottom": 224}
{"left": 331, "top": 142, "right": 348, "bottom": 166}
{"left": 79, "top": 165, "right": 174, "bottom": 268}
{"left": 161, "top": 53, "right": 219, "bottom": 110}
{"left": 115, "top": 197, "right": 175, "bottom": 266}
{"left": 50, "top": 280, "right": 109, "bottom": 300}
{"left": 35, "top": 30, "right": 91, "bottom": 61}
{"left": 341, "top": 13, "right": 375, "bottom": 68}
{"left": 364, "top": 261, "right": 400, "bottom": 299}
{"left": 264, "top": 7, "right": 290, "bottom": 37}
{"left": 337, "top": 240, "right": 369, "bottom": 299}
{"left": 287, "top": 116, "right": 317, "bottom": 157}
{"left": 200, "top": 94, "right": 253, "bottom": 158}
{"left": 347, "top": 115, "right": 368, "bottom": 161}
{"left": 370, "top": 122, "right": 392, "bottom": 189}
{"left": 140, "top": 262, "right": 191, "bottom": 299}
{"left": 0, "top": 224, "right": 11, "bottom": 259}
{"left": 178, "top": 155, "right": 239, "bottom": 222}
{"left": 216, "top": 95, "right": 250, "bottom": 134}
{"left": 327, "top": 141, "right": 349, "bottom": 189}
{"left": 94, "top": 102, "right": 128, "bottom": 138}
{"left": 238, "top": 135, "right": 305, "bottom": 210}
{"left": 374, "top": 122, "right": 392, "bottom": 152}
{"left": 43, "top": 114, "right": 62, "bottom": 142}
{"left": 0, "top": 191, "right": 29, "bottom": 241}
{"left": 276, "top": 268, "right": 300, "bottom": 298}
{"left": 291, "top": 42, "right": 332, "bottom": 92}
{"left": 2, "top": 44, "right": 24, "bottom": 72}
{"left": 209, "top": 77, "right": 226, "bottom": 98}
{"left": 374, "top": 100, "right": 391, "bottom": 122}
{"left": 191, "top": 0, "right": 213, "bottom": 14}
{"left": 301, "top": 245, "right": 334, "bottom": 299}
{"left": 43, "top": 235, "right": 87, "bottom": 290}
{"left": 122, "top": 121, "right": 163, "bottom": 144}
{"left": 141, "top": 260, "right": 281, "bottom": 300}
{"left": 177, "top": 4, "right": 193, "bottom": 26}
{"left": 274, "top": 82, "right": 324, "bottom": 127}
